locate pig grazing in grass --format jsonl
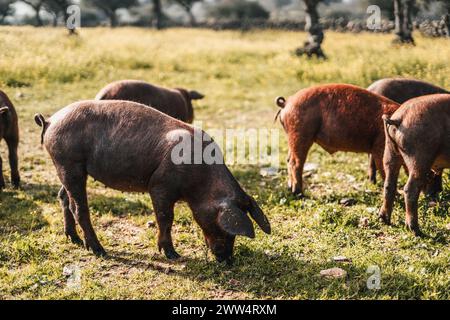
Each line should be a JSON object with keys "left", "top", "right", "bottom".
{"left": 95, "top": 80, "right": 204, "bottom": 123}
{"left": 35, "top": 100, "right": 270, "bottom": 264}
{"left": 367, "top": 77, "right": 448, "bottom": 189}
{"left": 0, "top": 90, "right": 20, "bottom": 190}
{"left": 275, "top": 84, "right": 400, "bottom": 196}
{"left": 379, "top": 94, "right": 449, "bottom": 235}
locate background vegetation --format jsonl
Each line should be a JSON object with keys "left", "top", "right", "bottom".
{"left": 0, "top": 27, "right": 448, "bottom": 299}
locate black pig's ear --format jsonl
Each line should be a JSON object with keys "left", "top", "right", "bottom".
{"left": 189, "top": 90, "right": 205, "bottom": 100}
{"left": 247, "top": 197, "right": 271, "bottom": 234}
{"left": 382, "top": 114, "right": 400, "bottom": 127}
{"left": 275, "top": 96, "right": 286, "bottom": 108}
{"left": 0, "top": 106, "right": 8, "bottom": 115}
{"left": 218, "top": 203, "right": 255, "bottom": 238}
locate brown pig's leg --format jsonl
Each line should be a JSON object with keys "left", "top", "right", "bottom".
{"left": 150, "top": 188, "right": 179, "bottom": 260}
{"left": 59, "top": 165, "right": 106, "bottom": 256}
{"left": 287, "top": 148, "right": 292, "bottom": 190}
{"left": 372, "top": 137, "right": 386, "bottom": 181}
{"left": 58, "top": 186, "right": 83, "bottom": 245}
{"left": 368, "top": 154, "right": 377, "bottom": 184}
{"left": 423, "top": 170, "right": 443, "bottom": 198}
{"left": 288, "top": 138, "right": 313, "bottom": 196}
{"left": 379, "top": 153, "right": 402, "bottom": 225}
{"left": 0, "top": 154, "right": 5, "bottom": 190}
{"left": 403, "top": 172, "right": 425, "bottom": 236}
{"left": 5, "top": 136, "right": 20, "bottom": 188}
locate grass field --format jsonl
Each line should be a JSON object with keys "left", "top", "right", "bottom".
{"left": 0, "top": 27, "right": 449, "bottom": 300}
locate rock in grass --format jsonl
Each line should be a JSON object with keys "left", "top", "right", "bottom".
{"left": 259, "top": 167, "right": 278, "bottom": 177}
{"left": 333, "top": 256, "right": 352, "bottom": 263}
{"left": 359, "top": 217, "right": 369, "bottom": 228}
{"left": 320, "top": 267, "right": 347, "bottom": 278}
{"left": 304, "top": 162, "right": 318, "bottom": 172}
{"left": 340, "top": 198, "right": 357, "bottom": 206}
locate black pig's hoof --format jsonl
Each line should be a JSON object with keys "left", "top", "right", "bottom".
{"left": 67, "top": 234, "right": 84, "bottom": 246}
{"left": 93, "top": 247, "right": 107, "bottom": 257}
{"left": 164, "top": 248, "right": 181, "bottom": 260}
{"left": 378, "top": 213, "right": 391, "bottom": 225}
{"left": 86, "top": 242, "right": 107, "bottom": 257}
{"left": 409, "top": 226, "right": 423, "bottom": 237}
{"left": 12, "top": 178, "right": 20, "bottom": 189}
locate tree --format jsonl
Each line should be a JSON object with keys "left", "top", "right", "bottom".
{"left": 393, "top": 0, "right": 415, "bottom": 44}
{"left": 85, "top": 0, "right": 137, "bottom": 27}
{"left": 295, "top": 0, "right": 326, "bottom": 58}
{"left": 21, "top": 0, "right": 45, "bottom": 26}
{"left": 152, "top": 0, "right": 162, "bottom": 29}
{"left": 210, "top": 0, "right": 270, "bottom": 20}
{"left": 43, "top": 0, "right": 78, "bottom": 34}
{"left": 0, "top": 0, "right": 15, "bottom": 24}
{"left": 173, "top": 0, "right": 200, "bottom": 26}
{"left": 443, "top": 0, "right": 450, "bottom": 37}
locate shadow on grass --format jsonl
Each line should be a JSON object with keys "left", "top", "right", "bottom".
{"left": 0, "top": 181, "right": 151, "bottom": 236}
{"left": 0, "top": 188, "right": 48, "bottom": 234}
{"left": 101, "top": 244, "right": 436, "bottom": 299}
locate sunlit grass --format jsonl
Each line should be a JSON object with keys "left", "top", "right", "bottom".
{"left": 0, "top": 27, "right": 448, "bottom": 299}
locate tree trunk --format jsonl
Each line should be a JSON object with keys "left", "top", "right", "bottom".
{"left": 152, "top": 0, "right": 163, "bottom": 29}
{"left": 187, "top": 9, "right": 196, "bottom": 27}
{"left": 393, "top": 0, "right": 415, "bottom": 44}
{"left": 109, "top": 11, "right": 118, "bottom": 28}
{"left": 296, "top": 0, "right": 325, "bottom": 58}
{"left": 34, "top": 5, "right": 43, "bottom": 27}
{"left": 51, "top": 12, "right": 58, "bottom": 27}
{"left": 443, "top": 3, "right": 450, "bottom": 38}
{"left": 63, "top": 10, "right": 78, "bottom": 36}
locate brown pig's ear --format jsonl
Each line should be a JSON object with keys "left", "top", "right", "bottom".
{"left": 275, "top": 96, "right": 286, "bottom": 108}
{"left": 247, "top": 197, "right": 271, "bottom": 234}
{"left": 189, "top": 90, "right": 205, "bottom": 100}
{"left": 218, "top": 204, "right": 255, "bottom": 238}
{"left": 382, "top": 114, "right": 400, "bottom": 127}
{"left": 0, "top": 106, "right": 9, "bottom": 115}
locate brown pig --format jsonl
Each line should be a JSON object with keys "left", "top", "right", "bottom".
{"left": 367, "top": 77, "right": 448, "bottom": 189}
{"left": 95, "top": 80, "right": 204, "bottom": 123}
{"left": 379, "top": 94, "right": 449, "bottom": 235}
{"left": 275, "top": 84, "right": 400, "bottom": 196}
{"left": 34, "top": 100, "right": 270, "bottom": 264}
{"left": 0, "top": 90, "right": 20, "bottom": 190}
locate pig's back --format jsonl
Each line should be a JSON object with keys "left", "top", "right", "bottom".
{"left": 368, "top": 78, "right": 448, "bottom": 104}
{"left": 45, "top": 100, "right": 190, "bottom": 192}
{"left": 95, "top": 80, "right": 187, "bottom": 120}
{"left": 294, "top": 84, "right": 397, "bottom": 130}
{"left": 287, "top": 84, "right": 399, "bottom": 153}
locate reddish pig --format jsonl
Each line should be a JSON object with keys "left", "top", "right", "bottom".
{"left": 35, "top": 100, "right": 270, "bottom": 264}
{"left": 379, "top": 94, "right": 449, "bottom": 235}
{"left": 0, "top": 90, "right": 20, "bottom": 190}
{"left": 275, "top": 84, "right": 399, "bottom": 196}
{"left": 367, "top": 77, "right": 448, "bottom": 189}
{"left": 95, "top": 80, "right": 204, "bottom": 123}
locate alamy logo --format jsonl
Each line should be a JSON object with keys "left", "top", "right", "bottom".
{"left": 167, "top": 122, "right": 280, "bottom": 170}
{"left": 366, "top": 5, "right": 381, "bottom": 30}
{"left": 366, "top": 265, "right": 381, "bottom": 290}
{"left": 66, "top": 5, "right": 81, "bottom": 30}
